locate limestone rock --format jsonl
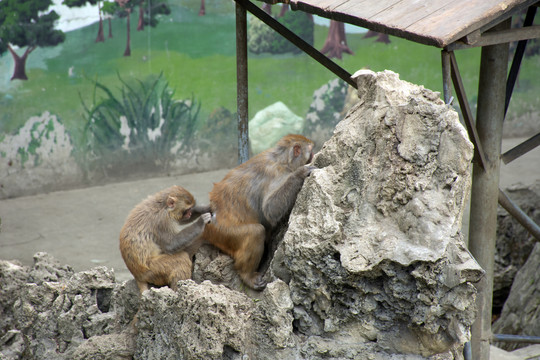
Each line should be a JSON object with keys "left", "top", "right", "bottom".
{"left": 0, "top": 253, "right": 139, "bottom": 359}
{"left": 271, "top": 69, "right": 482, "bottom": 357}
{"left": 492, "top": 242, "right": 540, "bottom": 351}
{"left": 249, "top": 101, "right": 304, "bottom": 154}
{"left": 493, "top": 181, "right": 540, "bottom": 312}
{"left": 134, "top": 279, "right": 296, "bottom": 360}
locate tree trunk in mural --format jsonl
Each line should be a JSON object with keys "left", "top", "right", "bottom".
{"left": 262, "top": 3, "right": 272, "bottom": 15}
{"left": 108, "top": 18, "right": 113, "bottom": 38}
{"left": 320, "top": 20, "right": 353, "bottom": 60}
{"left": 96, "top": 17, "right": 105, "bottom": 42}
{"left": 137, "top": 2, "right": 144, "bottom": 31}
{"left": 124, "top": 9, "right": 132, "bottom": 56}
{"left": 199, "top": 0, "right": 205, "bottom": 16}
{"left": 95, "top": 1, "right": 105, "bottom": 42}
{"left": 364, "top": 30, "right": 391, "bottom": 44}
{"left": 8, "top": 45, "right": 35, "bottom": 81}
{"left": 279, "top": 3, "right": 289, "bottom": 17}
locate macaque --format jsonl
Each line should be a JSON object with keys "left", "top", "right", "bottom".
{"left": 203, "top": 134, "right": 315, "bottom": 290}
{"left": 119, "top": 185, "right": 211, "bottom": 293}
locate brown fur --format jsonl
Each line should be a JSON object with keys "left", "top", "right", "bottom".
{"left": 119, "top": 185, "right": 211, "bottom": 293}
{"left": 203, "top": 134, "right": 315, "bottom": 290}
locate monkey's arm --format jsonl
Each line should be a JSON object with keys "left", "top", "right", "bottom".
{"left": 262, "top": 166, "right": 315, "bottom": 227}
{"left": 162, "top": 213, "right": 211, "bottom": 253}
{"left": 180, "top": 204, "right": 212, "bottom": 224}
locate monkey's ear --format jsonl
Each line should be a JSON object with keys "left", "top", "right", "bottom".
{"left": 293, "top": 144, "right": 301, "bottom": 158}
{"left": 166, "top": 196, "right": 177, "bottom": 209}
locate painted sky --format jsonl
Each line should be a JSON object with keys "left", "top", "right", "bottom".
{"left": 50, "top": 0, "right": 102, "bottom": 32}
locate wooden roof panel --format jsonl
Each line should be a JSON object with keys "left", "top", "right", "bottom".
{"left": 286, "top": 0, "right": 539, "bottom": 47}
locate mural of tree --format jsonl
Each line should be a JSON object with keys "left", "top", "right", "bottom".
{"left": 0, "top": 0, "right": 66, "bottom": 81}
{"left": 116, "top": 0, "right": 136, "bottom": 56}
{"left": 199, "top": 0, "right": 205, "bottom": 16}
{"left": 364, "top": 30, "right": 391, "bottom": 44}
{"left": 320, "top": 20, "right": 353, "bottom": 60}
{"left": 139, "top": 0, "right": 171, "bottom": 28}
{"left": 117, "top": 0, "right": 170, "bottom": 56}
{"left": 102, "top": 1, "right": 117, "bottom": 38}
{"left": 63, "top": 0, "right": 105, "bottom": 43}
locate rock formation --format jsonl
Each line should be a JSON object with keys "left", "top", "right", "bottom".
{"left": 493, "top": 181, "right": 540, "bottom": 312}
{"left": 1, "top": 70, "right": 483, "bottom": 359}
{"left": 492, "top": 242, "right": 540, "bottom": 351}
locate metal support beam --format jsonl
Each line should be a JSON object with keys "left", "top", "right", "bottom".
{"left": 448, "top": 51, "right": 487, "bottom": 169}
{"left": 505, "top": 6, "right": 537, "bottom": 116}
{"left": 441, "top": 50, "right": 452, "bottom": 104}
{"left": 493, "top": 334, "right": 540, "bottom": 344}
{"left": 468, "top": 19, "right": 511, "bottom": 360}
{"left": 498, "top": 189, "right": 540, "bottom": 241}
{"left": 236, "top": 1, "right": 249, "bottom": 164}
{"left": 501, "top": 132, "right": 540, "bottom": 164}
{"left": 235, "top": 0, "right": 357, "bottom": 89}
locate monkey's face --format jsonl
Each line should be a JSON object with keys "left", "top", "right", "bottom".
{"left": 293, "top": 140, "right": 314, "bottom": 168}
{"left": 181, "top": 207, "right": 193, "bottom": 220}
{"left": 166, "top": 186, "right": 196, "bottom": 223}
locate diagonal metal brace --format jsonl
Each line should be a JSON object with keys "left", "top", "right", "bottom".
{"left": 505, "top": 6, "right": 537, "bottom": 117}
{"left": 498, "top": 189, "right": 540, "bottom": 241}
{"left": 448, "top": 51, "right": 487, "bottom": 170}
{"left": 235, "top": 0, "right": 357, "bottom": 89}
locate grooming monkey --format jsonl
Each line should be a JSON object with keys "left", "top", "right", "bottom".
{"left": 119, "top": 185, "right": 211, "bottom": 293}
{"left": 203, "top": 134, "right": 316, "bottom": 290}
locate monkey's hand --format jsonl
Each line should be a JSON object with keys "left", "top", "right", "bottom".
{"left": 200, "top": 212, "right": 212, "bottom": 225}
{"left": 192, "top": 204, "right": 211, "bottom": 215}
{"left": 298, "top": 165, "right": 317, "bottom": 178}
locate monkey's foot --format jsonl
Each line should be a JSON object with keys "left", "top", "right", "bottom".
{"left": 242, "top": 272, "right": 267, "bottom": 291}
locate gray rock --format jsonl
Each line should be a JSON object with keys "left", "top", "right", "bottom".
{"left": 249, "top": 101, "right": 304, "bottom": 154}
{"left": 492, "top": 242, "right": 540, "bottom": 351}
{"left": 493, "top": 181, "right": 540, "bottom": 312}
{"left": 0, "top": 253, "right": 139, "bottom": 359}
{"left": 271, "top": 69, "right": 482, "bottom": 357}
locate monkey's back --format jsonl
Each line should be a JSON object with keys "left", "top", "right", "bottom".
{"left": 209, "top": 151, "right": 285, "bottom": 226}
{"left": 119, "top": 193, "right": 173, "bottom": 277}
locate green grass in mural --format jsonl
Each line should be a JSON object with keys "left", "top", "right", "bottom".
{"left": 0, "top": 3, "right": 538, "bottom": 143}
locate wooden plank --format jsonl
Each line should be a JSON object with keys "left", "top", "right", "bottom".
{"left": 369, "top": 0, "right": 448, "bottom": 29}
{"left": 289, "top": 0, "right": 538, "bottom": 47}
{"left": 335, "top": 0, "right": 401, "bottom": 20}
{"left": 447, "top": 25, "right": 540, "bottom": 50}
{"left": 406, "top": 0, "right": 537, "bottom": 46}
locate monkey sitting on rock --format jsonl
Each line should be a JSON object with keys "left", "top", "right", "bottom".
{"left": 119, "top": 185, "right": 211, "bottom": 293}
{"left": 203, "top": 134, "right": 316, "bottom": 290}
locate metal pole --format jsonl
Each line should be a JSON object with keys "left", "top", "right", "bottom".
{"left": 236, "top": 1, "right": 249, "bottom": 164}
{"left": 441, "top": 50, "right": 452, "bottom": 104}
{"left": 236, "top": 0, "right": 357, "bottom": 89}
{"left": 498, "top": 189, "right": 540, "bottom": 241}
{"left": 468, "top": 19, "right": 510, "bottom": 360}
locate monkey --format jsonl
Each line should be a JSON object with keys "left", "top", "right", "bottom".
{"left": 203, "top": 134, "right": 316, "bottom": 290}
{"left": 119, "top": 185, "right": 212, "bottom": 294}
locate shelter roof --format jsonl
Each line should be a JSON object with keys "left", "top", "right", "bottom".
{"left": 260, "top": 0, "right": 539, "bottom": 47}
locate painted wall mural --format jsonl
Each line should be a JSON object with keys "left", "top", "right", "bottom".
{"left": 1, "top": 0, "right": 538, "bottom": 199}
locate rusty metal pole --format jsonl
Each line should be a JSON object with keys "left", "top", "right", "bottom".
{"left": 468, "top": 19, "right": 510, "bottom": 360}
{"left": 236, "top": 0, "right": 249, "bottom": 164}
